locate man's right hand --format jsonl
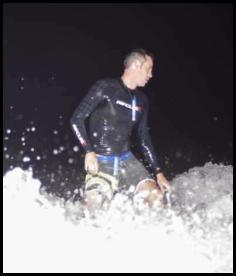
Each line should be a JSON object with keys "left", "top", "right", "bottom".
{"left": 84, "top": 151, "right": 99, "bottom": 175}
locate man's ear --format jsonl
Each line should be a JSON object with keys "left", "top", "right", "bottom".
{"left": 131, "top": 59, "right": 142, "bottom": 70}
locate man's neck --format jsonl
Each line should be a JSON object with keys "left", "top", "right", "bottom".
{"left": 121, "top": 73, "right": 137, "bottom": 90}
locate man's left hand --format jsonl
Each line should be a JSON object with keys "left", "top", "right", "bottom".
{"left": 156, "top": 173, "right": 171, "bottom": 193}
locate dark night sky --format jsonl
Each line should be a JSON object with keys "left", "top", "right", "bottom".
{"left": 3, "top": 3, "right": 233, "bottom": 187}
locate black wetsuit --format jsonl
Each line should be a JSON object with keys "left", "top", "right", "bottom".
{"left": 70, "top": 78, "right": 162, "bottom": 175}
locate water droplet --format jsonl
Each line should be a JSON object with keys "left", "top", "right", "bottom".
{"left": 53, "top": 149, "right": 58, "bottom": 155}
{"left": 16, "top": 114, "right": 23, "bottom": 120}
{"left": 23, "top": 156, "right": 30, "bottom": 162}
{"left": 121, "top": 168, "right": 126, "bottom": 174}
{"left": 175, "top": 151, "right": 182, "bottom": 158}
{"left": 73, "top": 146, "right": 79, "bottom": 152}
{"left": 68, "top": 158, "right": 74, "bottom": 164}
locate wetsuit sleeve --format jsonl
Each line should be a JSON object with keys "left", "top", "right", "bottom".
{"left": 70, "top": 80, "right": 107, "bottom": 153}
{"left": 136, "top": 96, "right": 162, "bottom": 175}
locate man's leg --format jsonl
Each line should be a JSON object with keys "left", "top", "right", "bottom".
{"left": 83, "top": 171, "right": 117, "bottom": 214}
{"left": 83, "top": 190, "right": 105, "bottom": 213}
{"left": 120, "top": 153, "right": 164, "bottom": 208}
{"left": 135, "top": 179, "right": 164, "bottom": 207}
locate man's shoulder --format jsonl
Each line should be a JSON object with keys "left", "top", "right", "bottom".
{"left": 93, "top": 78, "right": 118, "bottom": 88}
{"left": 88, "top": 78, "right": 119, "bottom": 97}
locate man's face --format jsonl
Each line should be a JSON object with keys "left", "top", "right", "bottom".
{"left": 136, "top": 55, "right": 153, "bottom": 87}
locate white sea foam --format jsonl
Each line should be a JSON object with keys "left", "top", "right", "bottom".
{"left": 3, "top": 163, "right": 233, "bottom": 273}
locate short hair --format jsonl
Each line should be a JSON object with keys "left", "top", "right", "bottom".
{"left": 123, "top": 48, "right": 154, "bottom": 69}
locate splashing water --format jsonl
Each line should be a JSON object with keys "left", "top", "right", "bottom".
{"left": 3, "top": 163, "right": 233, "bottom": 273}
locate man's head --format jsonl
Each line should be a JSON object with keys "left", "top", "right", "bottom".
{"left": 123, "top": 48, "right": 154, "bottom": 87}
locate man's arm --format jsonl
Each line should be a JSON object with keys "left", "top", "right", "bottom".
{"left": 70, "top": 80, "right": 107, "bottom": 174}
{"left": 70, "top": 80, "right": 106, "bottom": 152}
{"left": 136, "top": 95, "right": 161, "bottom": 174}
{"left": 136, "top": 95, "right": 170, "bottom": 191}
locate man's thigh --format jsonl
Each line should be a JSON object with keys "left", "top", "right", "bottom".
{"left": 119, "top": 154, "right": 155, "bottom": 193}
{"left": 84, "top": 158, "right": 120, "bottom": 202}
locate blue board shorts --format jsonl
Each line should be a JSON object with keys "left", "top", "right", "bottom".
{"left": 84, "top": 151, "right": 155, "bottom": 200}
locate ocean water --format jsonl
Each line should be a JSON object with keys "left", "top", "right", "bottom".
{"left": 3, "top": 162, "right": 233, "bottom": 273}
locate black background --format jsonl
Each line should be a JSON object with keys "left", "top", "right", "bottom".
{"left": 3, "top": 3, "right": 233, "bottom": 198}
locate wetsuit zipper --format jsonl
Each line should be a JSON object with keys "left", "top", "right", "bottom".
{"left": 119, "top": 78, "right": 135, "bottom": 111}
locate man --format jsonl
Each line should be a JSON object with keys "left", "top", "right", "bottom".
{"left": 71, "top": 48, "right": 170, "bottom": 212}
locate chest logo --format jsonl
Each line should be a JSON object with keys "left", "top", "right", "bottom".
{"left": 116, "top": 98, "right": 142, "bottom": 121}
{"left": 116, "top": 100, "right": 142, "bottom": 111}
